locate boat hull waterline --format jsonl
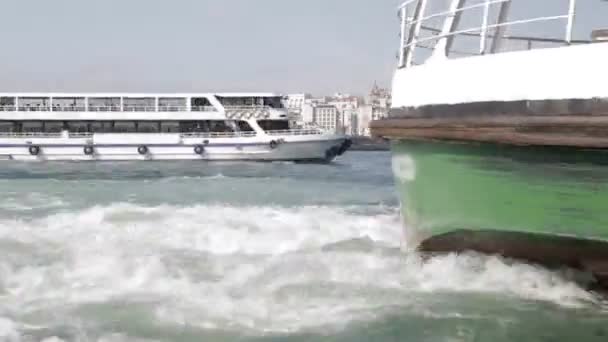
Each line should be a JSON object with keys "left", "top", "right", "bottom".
{"left": 391, "top": 139, "right": 608, "bottom": 284}
{"left": 0, "top": 136, "right": 351, "bottom": 162}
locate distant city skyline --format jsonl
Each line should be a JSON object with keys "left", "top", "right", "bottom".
{"left": 0, "top": 0, "right": 605, "bottom": 95}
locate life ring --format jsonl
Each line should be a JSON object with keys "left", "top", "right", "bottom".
{"left": 83, "top": 145, "right": 95, "bottom": 155}
{"left": 28, "top": 145, "right": 40, "bottom": 156}
{"left": 194, "top": 145, "right": 205, "bottom": 155}
{"left": 137, "top": 145, "right": 149, "bottom": 155}
{"left": 269, "top": 140, "right": 278, "bottom": 149}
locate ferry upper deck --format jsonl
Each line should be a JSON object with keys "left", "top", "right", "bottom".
{"left": 0, "top": 93, "right": 286, "bottom": 114}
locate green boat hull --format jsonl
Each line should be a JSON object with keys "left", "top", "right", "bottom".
{"left": 391, "top": 140, "right": 608, "bottom": 270}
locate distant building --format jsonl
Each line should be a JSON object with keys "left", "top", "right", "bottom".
{"left": 284, "top": 93, "right": 312, "bottom": 113}
{"left": 300, "top": 102, "right": 340, "bottom": 133}
{"left": 313, "top": 105, "right": 339, "bottom": 133}
{"left": 290, "top": 83, "right": 390, "bottom": 136}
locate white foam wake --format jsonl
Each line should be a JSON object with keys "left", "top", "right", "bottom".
{"left": 0, "top": 203, "right": 604, "bottom": 338}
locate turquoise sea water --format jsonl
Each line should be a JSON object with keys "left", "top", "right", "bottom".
{"left": 0, "top": 152, "right": 607, "bottom": 342}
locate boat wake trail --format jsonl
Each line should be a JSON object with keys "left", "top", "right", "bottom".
{"left": 0, "top": 204, "right": 603, "bottom": 340}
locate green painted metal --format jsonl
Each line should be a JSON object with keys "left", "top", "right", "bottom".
{"left": 391, "top": 140, "right": 608, "bottom": 245}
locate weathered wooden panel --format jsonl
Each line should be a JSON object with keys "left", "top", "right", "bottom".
{"left": 371, "top": 99, "right": 608, "bottom": 147}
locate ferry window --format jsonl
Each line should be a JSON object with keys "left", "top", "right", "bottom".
{"left": 21, "top": 121, "right": 43, "bottom": 132}
{"left": 264, "top": 97, "right": 284, "bottom": 109}
{"left": 191, "top": 98, "right": 212, "bottom": 111}
{"left": 43, "top": 121, "right": 65, "bottom": 133}
{"left": 53, "top": 97, "right": 85, "bottom": 112}
{"left": 113, "top": 121, "right": 137, "bottom": 133}
{"left": 209, "top": 120, "right": 233, "bottom": 133}
{"left": 179, "top": 121, "right": 200, "bottom": 133}
{"left": 90, "top": 121, "right": 114, "bottom": 133}
{"left": 19, "top": 97, "right": 50, "bottom": 112}
{"left": 67, "top": 121, "right": 90, "bottom": 133}
{"left": 88, "top": 97, "right": 120, "bottom": 112}
{"left": 137, "top": 121, "right": 160, "bottom": 133}
{"left": 237, "top": 121, "right": 254, "bottom": 132}
{"left": 0, "top": 121, "right": 15, "bottom": 132}
{"left": 160, "top": 121, "right": 180, "bottom": 133}
{"left": 0, "top": 97, "right": 15, "bottom": 111}
{"left": 257, "top": 120, "right": 289, "bottom": 131}
{"left": 124, "top": 97, "right": 155, "bottom": 112}
{"left": 216, "top": 96, "right": 257, "bottom": 107}
{"left": 159, "top": 98, "right": 186, "bottom": 112}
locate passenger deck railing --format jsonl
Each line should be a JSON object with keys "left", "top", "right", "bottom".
{"left": 0, "top": 131, "right": 258, "bottom": 139}
{"left": 180, "top": 131, "right": 258, "bottom": 138}
{"left": 265, "top": 128, "right": 324, "bottom": 136}
{"left": 223, "top": 105, "right": 277, "bottom": 112}
{"left": 0, "top": 105, "right": 219, "bottom": 112}
{"left": 0, "top": 132, "right": 64, "bottom": 138}
{"left": 398, "top": 0, "right": 584, "bottom": 68}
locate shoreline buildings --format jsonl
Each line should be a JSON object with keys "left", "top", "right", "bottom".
{"left": 285, "top": 83, "right": 390, "bottom": 136}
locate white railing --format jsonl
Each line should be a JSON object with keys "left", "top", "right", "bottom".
{"left": 180, "top": 131, "right": 258, "bottom": 138}
{"left": 265, "top": 128, "right": 324, "bottom": 136}
{"left": 0, "top": 105, "right": 219, "bottom": 112}
{"left": 223, "top": 105, "right": 275, "bottom": 112}
{"left": 398, "top": 0, "right": 585, "bottom": 68}
{"left": 0, "top": 132, "right": 64, "bottom": 138}
{"left": 0, "top": 131, "right": 258, "bottom": 139}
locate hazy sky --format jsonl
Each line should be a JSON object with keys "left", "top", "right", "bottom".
{"left": 0, "top": 0, "right": 604, "bottom": 95}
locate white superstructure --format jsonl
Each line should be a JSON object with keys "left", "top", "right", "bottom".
{"left": 392, "top": 0, "right": 608, "bottom": 109}
{"left": 0, "top": 93, "right": 351, "bottom": 162}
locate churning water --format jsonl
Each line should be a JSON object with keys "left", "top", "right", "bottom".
{"left": 0, "top": 152, "right": 607, "bottom": 342}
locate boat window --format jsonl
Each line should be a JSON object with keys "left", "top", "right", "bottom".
{"left": 52, "top": 97, "right": 85, "bottom": 112}
{"left": 179, "top": 121, "right": 205, "bottom": 133}
{"left": 159, "top": 98, "right": 186, "bottom": 112}
{"left": 216, "top": 96, "right": 261, "bottom": 107}
{"left": 191, "top": 98, "right": 213, "bottom": 112}
{"left": 42, "top": 121, "right": 65, "bottom": 133}
{"left": 263, "top": 97, "right": 284, "bottom": 109}
{"left": 237, "top": 121, "right": 254, "bottom": 132}
{"left": 90, "top": 121, "right": 114, "bottom": 133}
{"left": 209, "top": 120, "right": 233, "bottom": 133}
{"left": 18, "top": 97, "right": 50, "bottom": 112}
{"left": 21, "top": 121, "right": 43, "bottom": 132}
{"left": 89, "top": 97, "right": 120, "bottom": 112}
{"left": 113, "top": 121, "right": 137, "bottom": 133}
{"left": 160, "top": 121, "right": 180, "bottom": 133}
{"left": 0, "top": 97, "right": 16, "bottom": 111}
{"left": 257, "top": 120, "right": 289, "bottom": 131}
{"left": 0, "top": 121, "right": 16, "bottom": 132}
{"left": 123, "top": 97, "right": 155, "bottom": 112}
{"left": 137, "top": 121, "right": 160, "bottom": 133}
{"left": 67, "top": 121, "right": 90, "bottom": 133}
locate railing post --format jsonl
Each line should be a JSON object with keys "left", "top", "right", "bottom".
{"left": 490, "top": 0, "right": 512, "bottom": 53}
{"left": 479, "top": 0, "right": 491, "bottom": 54}
{"left": 405, "top": 0, "right": 429, "bottom": 68}
{"left": 432, "top": 0, "right": 466, "bottom": 59}
{"left": 565, "top": 0, "right": 577, "bottom": 44}
{"left": 398, "top": 6, "right": 408, "bottom": 67}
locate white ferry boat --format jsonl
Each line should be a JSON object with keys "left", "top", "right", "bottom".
{"left": 0, "top": 93, "right": 351, "bottom": 162}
